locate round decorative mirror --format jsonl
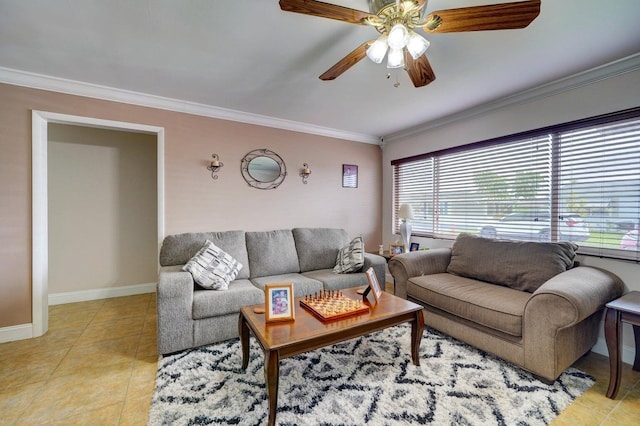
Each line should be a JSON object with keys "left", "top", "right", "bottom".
{"left": 240, "top": 149, "right": 287, "bottom": 189}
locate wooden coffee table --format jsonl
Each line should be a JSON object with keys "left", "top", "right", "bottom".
{"left": 238, "top": 287, "right": 425, "bottom": 426}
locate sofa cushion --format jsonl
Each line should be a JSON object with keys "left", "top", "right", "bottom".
{"left": 408, "top": 273, "right": 530, "bottom": 337}
{"left": 192, "top": 279, "right": 264, "bottom": 319}
{"left": 251, "top": 273, "right": 323, "bottom": 298}
{"left": 333, "top": 236, "right": 365, "bottom": 274}
{"left": 246, "top": 230, "right": 300, "bottom": 278}
{"left": 159, "top": 230, "right": 250, "bottom": 279}
{"left": 293, "top": 228, "right": 349, "bottom": 272}
{"left": 182, "top": 240, "right": 243, "bottom": 290}
{"left": 446, "top": 233, "right": 577, "bottom": 292}
{"left": 302, "top": 269, "right": 369, "bottom": 292}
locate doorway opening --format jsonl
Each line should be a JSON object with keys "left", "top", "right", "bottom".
{"left": 31, "top": 111, "right": 164, "bottom": 337}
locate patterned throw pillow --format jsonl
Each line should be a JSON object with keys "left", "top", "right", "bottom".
{"left": 182, "top": 240, "right": 243, "bottom": 290}
{"left": 333, "top": 236, "right": 364, "bottom": 274}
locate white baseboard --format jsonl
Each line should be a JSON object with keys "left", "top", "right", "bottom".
{"left": 591, "top": 337, "right": 636, "bottom": 366}
{"left": 0, "top": 283, "right": 157, "bottom": 344}
{"left": 48, "top": 282, "right": 157, "bottom": 305}
{"left": 0, "top": 323, "right": 34, "bottom": 344}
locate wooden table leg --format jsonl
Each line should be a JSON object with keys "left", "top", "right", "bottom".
{"left": 605, "top": 307, "right": 621, "bottom": 399}
{"left": 238, "top": 312, "right": 250, "bottom": 370}
{"left": 411, "top": 309, "right": 425, "bottom": 366}
{"left": 633, "top": 324, "right": 640, "bottom": 371}
{"left": 264, "top": 349, "right": 280, "bottom": 426}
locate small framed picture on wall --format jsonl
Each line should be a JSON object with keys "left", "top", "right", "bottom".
{"left": 342, "top": 164, "right": 358, "bottom": 188}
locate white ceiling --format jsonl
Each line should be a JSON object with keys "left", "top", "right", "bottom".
{"left": 1, "top": 0, "right": 640, "bottom": 142}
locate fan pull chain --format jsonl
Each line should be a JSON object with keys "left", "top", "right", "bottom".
{"left": 386, "top": 70, "right": 401, "bottom": 88}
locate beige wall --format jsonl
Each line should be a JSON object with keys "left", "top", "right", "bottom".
{"left": 0, "top": 83, "right": 382, "bottom": 328}
{"left": 48, "top": 124, "right": 158, "bottom": 293}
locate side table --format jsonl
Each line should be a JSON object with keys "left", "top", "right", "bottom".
{"left": 604, "top": 290, "right": 640, "bottom": 399}
{"left": 370, "top": 250, "right": 392, "bottom": 262}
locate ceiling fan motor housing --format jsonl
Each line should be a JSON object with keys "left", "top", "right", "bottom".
{"left": 369, "top": 0, "right": 425, "bottom": 15}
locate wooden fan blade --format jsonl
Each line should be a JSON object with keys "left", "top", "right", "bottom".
{"left": 279, "top": 0, "right": 375, "bottom": 25}
{"left": 319, "top": 41, "right": 371, "bottom": 81}
{"left": 422, "top": 0, "right": 540, "bottom": 33}
{"left": 404, "top": 52, "right": 436, "bottom": 88}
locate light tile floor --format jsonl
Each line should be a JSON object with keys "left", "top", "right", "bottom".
{"left": 0, "top": 292, "right": 638, "bottom": 425}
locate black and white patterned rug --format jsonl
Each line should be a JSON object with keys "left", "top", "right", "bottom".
{"left": 149, "top": 325, "right": 594, "bottom": 425}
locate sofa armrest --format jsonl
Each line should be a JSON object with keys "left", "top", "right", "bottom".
{"left": 157, "top": 267, "right": 195, "bottom": 354}
{"left": 388, "top": 248, "right": 452, "bottom": 299}
{"left": 526, "top": 266, "right": 625, "bottom": 327}
{"left": 363, "top": 253, "right": 387, "bottom": 289}
{"left": 523, "top": 266, "right": 624, "bottom": 379}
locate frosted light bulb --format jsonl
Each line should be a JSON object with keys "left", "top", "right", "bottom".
{"left": 388, "top": 24, "right": 409, "bottom": 50}
{"left": 366, "top": 35, "right": 389, "bottom": 64}
{"left": 406, "top": 31, "right": 430, "bottom": 59}
{"left": 387, "top": 48, "right": 404, "bottom": 68}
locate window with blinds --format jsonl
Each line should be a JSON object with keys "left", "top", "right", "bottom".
{"left": 392, "top": 107, "right": 640, "bottom": 261}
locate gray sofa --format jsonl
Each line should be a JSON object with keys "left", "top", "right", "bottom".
{"left": 389, "top": 233, "right": 624, "bottom": 382}
{"left": 157, "top": 227, "right": 386, "bottom": 354}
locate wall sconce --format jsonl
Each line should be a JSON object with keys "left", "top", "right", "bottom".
{"left": 207, "top": 154, "right": 224, "bottom": 180}
{"left": 300, "top": 163, "right": 311, "bottom": 184}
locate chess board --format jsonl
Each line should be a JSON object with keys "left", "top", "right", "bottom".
{"left": 300, "top": 290, "right": 369, "bottom": 321}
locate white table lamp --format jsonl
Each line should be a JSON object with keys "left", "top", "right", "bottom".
{"left": 398, "top": 203, "right": 414, "bottom": 249}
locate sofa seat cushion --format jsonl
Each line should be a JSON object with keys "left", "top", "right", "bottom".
{"left": 293, "top": 228, "right": 349, "bottom": 272}
{"left": 302, "top": 269, "right": 368, "bottom": 291}
{"left": 192, "top": 279, "right": 264, "bottom": 320}
{"left": 246, "top": 230, "right": 300, "bottom": 278}
{"left": 159, "top": 230, "right": 250, "bottom": 279}
{"left": 408, "top": 273, "right": 530, "bottom": 337}
{"left": 446, "top": 233, "right": 577, "bottom": 292}
{"left": 251, "top": 273, "right": 323, "bottom": 298}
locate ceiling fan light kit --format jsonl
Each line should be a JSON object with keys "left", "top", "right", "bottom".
{"left": 387, "top": 47, "right": 405, "bottom": 69}
{"left": 366, "top": 35, "right": 388, "bottom": 63}
{"left": 279, "top": 0, "right": 541, "bottom": 87}
{"left": 407, "top": 31, "right": 430, "bottom": 59}
{"left": 387, "top": 23, "right": 410, "bottom": 50}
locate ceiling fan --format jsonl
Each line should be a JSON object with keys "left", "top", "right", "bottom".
{"left": 279, "top": 0, "right": 541, "bottom": 87}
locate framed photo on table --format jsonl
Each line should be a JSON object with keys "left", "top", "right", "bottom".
{"left": 264, "top": 283, "right": 295, "bottom": 323}
{"left": 389, "top": 243, "right": 406, "bottom": 256}
{"left": 410, "top": 242, "right": 420, "bottom": 252}
{"left": 342, "top": 164, "right": 358, "bottom": 188}
{"left": 364, "top": 267, "right": 383, "bottom": 303}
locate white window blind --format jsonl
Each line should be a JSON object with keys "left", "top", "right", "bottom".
{"left": 393, "top": 158, "right": 434, "bottom": 234}
{"left": 558, "top": 117, "right": 640, "bottom": 260}
{"left": 392, "top": 107, "right": 640, "bottom": 261}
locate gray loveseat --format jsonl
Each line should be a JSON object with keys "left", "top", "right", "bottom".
{"left": 389, "top": 233, "right": 624, "bottom": 382}
{"left": 157, "top": 228, "right": 386, "bottom": 354}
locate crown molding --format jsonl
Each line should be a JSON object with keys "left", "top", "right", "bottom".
{"left": 385, "top": 53, "right": 640, "bottom": 142}
{"left": 0, "top": 67, "right": 380, "bottom": 145}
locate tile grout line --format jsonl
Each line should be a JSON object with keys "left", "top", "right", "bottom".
{"left": 12, "top": 300, "right": 106, "bottom": 425}
{"left": 118, "top": 294, "right": 155, "bottom": 425}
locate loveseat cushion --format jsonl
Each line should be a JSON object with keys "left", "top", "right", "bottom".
{"left": 159, "top": 231, "right": 250, "bottom": 279}
{"left": 293, "top": 228, "right": 349, "bottom": 272}
{"left": 408, "top": 273, "right": 530, "bottom": 337}
{"left": 246, "top": 229, "right": 300, "bottom": 278}
{"left": 446, "top": 233, "right": 577, "bottom": 292}
{"left": 192, "top": 279, "right": 264, "bottom": 319}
